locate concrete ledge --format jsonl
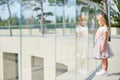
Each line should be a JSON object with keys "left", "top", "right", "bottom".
{"left": 111, "top": 27, "right": 120, "bottom": 35}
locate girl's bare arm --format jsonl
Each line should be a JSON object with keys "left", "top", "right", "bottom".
{"left": 100, "top": 32, "right": 108, "bottom": 53}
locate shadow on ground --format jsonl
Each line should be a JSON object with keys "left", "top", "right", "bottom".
{"left": 109, "top": 72, "right": 120, "bottom": 76}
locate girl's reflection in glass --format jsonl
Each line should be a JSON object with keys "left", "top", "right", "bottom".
{"left": 76, "top": 16, "right": 88, "bottom": 75}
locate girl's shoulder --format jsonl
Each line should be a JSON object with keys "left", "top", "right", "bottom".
{"left": 76, "top": 27, "right": 81, "bottom": 32}
{"left": 76, "top": 26, "right": 86, "bottom": 32}
{"left": 98, "top": 26, "right": 108, "bottom": 32}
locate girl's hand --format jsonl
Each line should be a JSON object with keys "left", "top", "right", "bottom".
{"left": 100, "top": 46, "right": 105, "bottom": 54}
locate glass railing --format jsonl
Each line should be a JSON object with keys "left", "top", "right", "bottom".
{"left": 0, "top": 0, "right": 103, "bottom": 80}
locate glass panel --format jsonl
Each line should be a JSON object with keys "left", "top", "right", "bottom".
{"left": 88, "top": 6, "right": 97, "bottom": 74}
{"left": 76, "top": 0, "right": 101, "bottom": 79}
{"left": 22, "top": 35, "right": 56, "bottom": 80}
{"left": 22, "top": 0, "right": 39, "bottom": 36}
{"left": 3, "top": 52, "right": 18, "bottom": 80}
{"left": 76, "top": 2, "right": 89, "bottom": 79}
{"left": 56, "top": 36, "right": 76, "bottom": 80}
{"left": 21, "top": 0, "right": 56, "bottom": 80}
{"left": 0, "top": 0, "right": 104, "bottom": 80}
{"left": 56, "top": 0, "right": 76, "bottom": 80}
{"left": 55, "top": 0, "right": 76, "bottom": 36}
{"left": 0, "top": 0, "right": 20, "bottom": 36}
{"left": 21, "top": 0, "right": 56, "bottom": 36}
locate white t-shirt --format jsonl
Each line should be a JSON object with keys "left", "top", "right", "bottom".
{"left": 95, "top": 26, "right": 108, "bottom": 41}
{"left": 76, "top": 26, "right": 88, "bottom": 32}
{"left": 97, "top": 26, "right": 108, "bottom": 32}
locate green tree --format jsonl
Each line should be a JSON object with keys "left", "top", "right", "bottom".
{"left": 111, "top": 0, "right": 120, "bottom": 26}
{"left": 33, "top": 6, "right": 53, "bottom": 35}
{"left": 23, "top": 0, "right": 53, "bottom": 35}
{"left": 0, "top": 17, "right": 3, "bottom": 26}
{"left": 33, "top": 8, "right": 53, "bottom": 23}
{"left": 11, "top": 14, "right": 19, "bottom": 25}
{"left": 91, "top": 0, "right": 101, "bottom": 3}
{"left": 91, "top": 0, "right": 108, "bottom": 14}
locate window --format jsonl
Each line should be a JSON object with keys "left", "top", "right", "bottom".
{"left": 3, "top": 52, "right": 18, "bottom": 80}
{"left": 31, "top": 56, "right": 44, "bottom": 80}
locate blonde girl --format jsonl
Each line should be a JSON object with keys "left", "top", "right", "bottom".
{"left": 94, "top": 13, "right": 114, "bottom": 76}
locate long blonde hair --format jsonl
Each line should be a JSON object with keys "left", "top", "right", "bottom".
{"left": 100, "top": 12, "right": 110, "bottom": 34}
{"left": 100, "top": 12, "right": 111, "bottom": 41}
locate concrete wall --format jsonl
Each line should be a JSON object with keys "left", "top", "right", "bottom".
{"left": 0, "top": 36, "right": 76, "bottom": 80}
{"left": 0, "top": 29, "right": 102, "bottom": 80}
{"left": 0, "top": 37, "right": 56, "bottom": 80}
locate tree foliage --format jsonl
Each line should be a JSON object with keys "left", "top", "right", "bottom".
{"left": 48, "top": 0, "right": 68, "bottom": 5}
{"left": 91, "top": 0, "right": 101, "bottom": 3}
{"left": 111, "top": 0, "right": 120, "bottom": 27}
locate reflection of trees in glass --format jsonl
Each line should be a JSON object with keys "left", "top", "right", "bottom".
{"left": 76, "top": 0, "right": 102, "bottom": 16}
{"left": 0, "top": 17, "right": 8, "bottom": 27}
{"left": 33, "top": 8, "right": 53, "bottom": 23}
{"left": 92, "top": 0, "right": 120, "bottom": 29}
{"left": 92, "top": 0, "right": 119, "bottom": 14}
{"left": 0, "top": 15, "right": 22, "bottom": 29}
{"left": 77, "top": 0, "right": 120, "bottom": 27}
{"left": 23, "top": 0, "right": 53, "bottom": 35}
{"left": 33, "top": 6, "right": 53, "bottom": 35}
{"left": 22, "top": 0, "right": 37, "bottom": 35}
{"left": 91, "top": 0, "right": 101, "bottom": 3}
{"left": 11, "top": 14, "right": 19, "bottom": 26}
{"left": 48, "top": 0, "right": 68, "bottom": 5}
{"left": 81, "top": 6, "right": 88, "bottom": 13}
{"left": 76, "top": 1, "right": 99, "bottom": 30}
{"left": 0, "top": 0, "right": 17, "bottom": 36}
{"left": 48, "top": 0, "right": 68, "bottom": 36}
{"left": 56, "top": 16, "right": 62, "bottom": 24}
{"left": 33, "top": 0, "right": 45, "bottom": 35}
{"left": 111, "top": 0, "right": 120, "bottom": 27}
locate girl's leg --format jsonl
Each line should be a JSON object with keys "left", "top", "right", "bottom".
{"left": 95, "top": 59, "right": 108, "bottom": 76}
{"left": 102, "top": 58, "right": 108, "bottom": 71}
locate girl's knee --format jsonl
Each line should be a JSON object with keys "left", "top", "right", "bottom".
{"left": 102, "top": 58, "right": 108, "bottom": 62}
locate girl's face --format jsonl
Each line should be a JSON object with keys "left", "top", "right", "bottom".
{"left": 97, "top": 15, "right": 105, "bottom": 26}
{"left": 83, "top": 20, "right": 88, "bottom": 26}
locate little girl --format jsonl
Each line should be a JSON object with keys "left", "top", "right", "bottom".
{"left": 94, "top": 13, "right": 114, "bottom": 76}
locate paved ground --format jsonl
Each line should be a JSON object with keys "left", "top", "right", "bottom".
{"left": 92, "top": 36, "right": 120, "bottom": 80}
